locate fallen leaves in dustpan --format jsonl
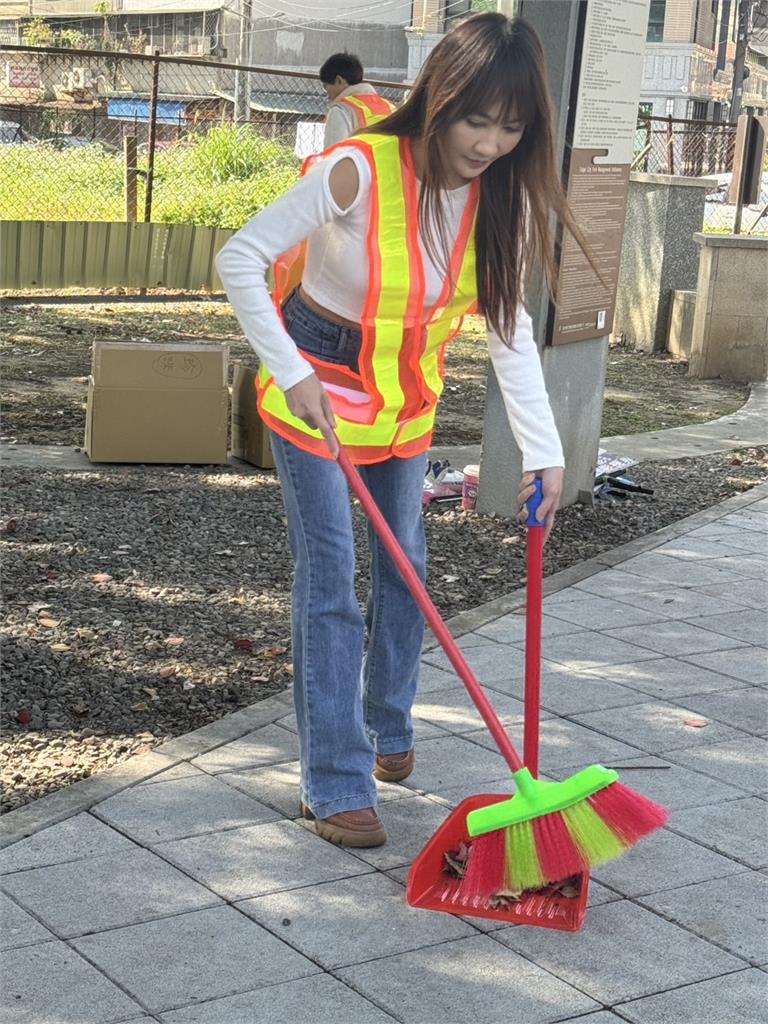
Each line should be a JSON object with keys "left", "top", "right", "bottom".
{"left": 442, "top": 844, "right": 581, "bottom": 905}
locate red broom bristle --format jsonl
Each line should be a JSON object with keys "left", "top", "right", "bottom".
{"left": 588, "top": 781, "right": 668, "bottom": 845}
{"left": 455, "top": 828, "right": 506, "bottom": 905}
{"left": 532, "top": 809, "right": 589, "bottom": 883}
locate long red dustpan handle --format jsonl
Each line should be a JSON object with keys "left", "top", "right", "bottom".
{"left": 524, "top": 479, "right": 546, "bottom": 778}
{"left": 335, "top": 443, "right": 525, "bottom": 774}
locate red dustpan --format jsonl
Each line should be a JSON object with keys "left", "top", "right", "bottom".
{"left": 336, "top": 449, "right": 588, "bottom": 930}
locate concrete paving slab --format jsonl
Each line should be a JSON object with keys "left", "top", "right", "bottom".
{"left": 421, "top": 641, "right": 527, "bottom": 684}
{"left": 664, "top": 737, "right": 768, "bottom": 794}
{"left": 474, "top": 612, "right": 590, "bottom": 643}
{"left": 94, "top": 773, "right": 282, "bottom": 844}
{"left": 0, "top": 847, "right": 221, "bottom": 938}
{"left": 190, "top": 723, "right": 299, "bottom": 774}
{"left": 639, "top": 870, "right": 768, "bottom": 963}
{"left": 0, "top": 891, "right": 56, "bottom": 950}
{"left": 418, "top": 661, "right": 467, "bottom": 693}
{"left": 398, "top": 734, "right": 513, "bottom": 793}
{"left": 686, "top": 609, "right": 767, "bottom": 646}
{"left": 0, "top": 811, "right": 137, "bottom": 874}
{"left": 495, "top": 900, "right": 744, "bottom": 1004}
{"left": 218, "top": 759, "right": 412, "bottom": 819}
{"left": 159, "top": 974, "right": 395, "bottom": 1023}
{"left": 275, "top": 710, "right": 446, "bottom": 741}
{"left": 344, "top": 794, "right": 459, "bottom": 871}
{"left": 706, "top": 554, "right": 768, "bottom": 581}
{"left": 515, "top": 631, "right": 661, "bottom": 671}
{"left": 572, "top": 700, "right": 747, "bottom": 754}
{"left": 454, "top": 631, "right": 502, "bottom": 649}
{"left": 677, "top": 688, "right": 768, "bottom": 736}
{"left": 413, "top": 684, "right": 546, "bottom": 735}
{"left": 581, "top": 656, "right": 759, "bottom": 700}
{"left": 554, "top": 1015, "right": 625, "bottom": 1024}
{"left": 682, "top": 647, "right": 768, "bottom": 686}
{"left": 71, "top": 905, "right": 319, "bottom": 1015}
{"left": 2, "top": 940, "right": 145, "bottom": 1024}
{"left": 687, "top": 523, "right": 768, "bottom": 553}
{"left": 719, "top": 509, "right": 768, "bottom": 533}
{"left": 652, "top": 537, "right": 752, "bottom": 561}
{"left": 616, "top": 968, "right": 768, "bottom": 1024}
{"left": 593, "top": 827, "right": 745, "bottom": 897}
{"left": 522, "top": 667, "right": 647, "bottom": 716}
{"left": 466, "top": 717, "right": 643, "bottom": 769}
{"left": 618, "top": 551, "right": 747, "bottom": 588}
{"left": 425, "top": 775, "right": 516, "bottom": 808}
{"left": 334, "top": 934, "right": 599, "bottom": 1023}
{"left": 668, "top": 797, "right": 768, "bottom": 869}
{"left": 238, "top": 871, "right": 475, "bottom": 969}
{"left": 154, "top": 820, "right": 372, "bottom": 901}
{"left": 601, "top": 586, "right": 753, "bottom": 621}
{"left": 543, "top": 595, "right": 670, "bottom": 632}
{"left": 694, "top": 576, "right": 767, "bottom": 611}
{"left": 137, "top": 762, "right": 208, "bottom": 786}
{"left": 547, "top": 756, "right": 747, "bottom": 811}
{"left": 603, "top": 621, "right": 747, "bottom": 658}
{"left": 569, "top": 569, "right": 670, "bottom": 600}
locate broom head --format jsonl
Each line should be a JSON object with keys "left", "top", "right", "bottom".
{"left": 458, "top": 766, "right": 668, "bottom": 900}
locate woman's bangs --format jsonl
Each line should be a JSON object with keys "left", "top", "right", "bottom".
{"left": 453, "top": 47, "right": 537, "bottom": 126}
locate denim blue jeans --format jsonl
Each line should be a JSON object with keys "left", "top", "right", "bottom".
{"left": 271, "top": 291, "right": 427, "bottom": 818}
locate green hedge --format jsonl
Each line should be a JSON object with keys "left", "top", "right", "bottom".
{"left": 0, "top": 124, "right": 300, "bottom": 228}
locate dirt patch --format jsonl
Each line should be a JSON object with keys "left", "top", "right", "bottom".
{"left": 1, "top": 302, "right": 749, "bottom": 447}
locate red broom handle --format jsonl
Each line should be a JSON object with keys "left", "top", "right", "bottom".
{"left": 335, "top": 444, "right": 525, "bottom": 774}
{"left": 524, "top": 480, "right": 546, "bottom": 778}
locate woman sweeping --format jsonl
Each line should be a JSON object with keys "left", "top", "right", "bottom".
{"left": 216, "top": 13, "right": 587, "bottom": 848}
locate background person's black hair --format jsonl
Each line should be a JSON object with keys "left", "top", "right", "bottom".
{"left": 319, "top": 53, "right": 364, "bottom": 86}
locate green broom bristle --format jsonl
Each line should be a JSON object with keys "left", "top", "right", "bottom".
{"left": 561, "top": 799, "right": 629, "bottom": 866}
{"left": 505, "top": 818, "right": 546, "bottom": 891}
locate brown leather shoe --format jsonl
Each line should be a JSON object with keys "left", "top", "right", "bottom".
{"left": 373, "top": 749, "right": 415, "bottom": 783}
{"left": 300, "top": 803, "right": 387, "bottom": 848}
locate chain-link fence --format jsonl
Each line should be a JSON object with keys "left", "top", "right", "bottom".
{"left": 632, "top": 113, "right": 767, "bottom": 234}
{"left": 0, "top": 45, "right": 409, "bottom": 228}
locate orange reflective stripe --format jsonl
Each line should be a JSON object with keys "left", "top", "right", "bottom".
{"left": 338, "top": 94, "right": 396, "bottom": 129}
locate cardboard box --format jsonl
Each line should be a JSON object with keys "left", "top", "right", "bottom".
{"left": 85, "top": 341, "right": 229, "bottom": 464}
{"left": 230, "top": 361, "right": 275, "bottom": 469}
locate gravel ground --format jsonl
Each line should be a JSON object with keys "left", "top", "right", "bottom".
{"left": 2, "top": 447, "right": 765, "bottom": 814}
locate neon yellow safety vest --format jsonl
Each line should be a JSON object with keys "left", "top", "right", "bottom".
{"left": 336, "top": 93, "right": 396, "bottom": 130}
{"left": 257, "top": 132, "right": 479, "bottom": 463}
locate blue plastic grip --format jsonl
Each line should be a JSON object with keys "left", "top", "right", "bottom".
{"left": 525, "top": 478, "right": 545, "bottom": 527}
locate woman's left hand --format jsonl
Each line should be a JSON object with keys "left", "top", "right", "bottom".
{"left": 518, "top": 467, "right": 564, "bottom": 543}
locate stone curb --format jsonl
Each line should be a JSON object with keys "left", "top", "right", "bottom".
{"left": 1, "top": 481, "right": 766, "bottom": 849}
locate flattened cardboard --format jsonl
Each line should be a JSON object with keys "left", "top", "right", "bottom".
{"left": 231, "top": 361, "right": 275, "bottom": 469}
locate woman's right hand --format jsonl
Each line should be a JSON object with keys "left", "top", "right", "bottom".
{"left": 284, "top": 374, "right": 338, "bottom": 456}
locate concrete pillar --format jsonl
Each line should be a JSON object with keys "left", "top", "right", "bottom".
{"left": 478, "top": 0, "right": 652, "bottom": 514}
{"left": 613, "top": 173, "right": 714, "bottom": 353}
{"left": 478, "top": 1, "right": 604, "bottom": 513}
{"left": 689, "top": 233, "right": 768, "bottom": 381}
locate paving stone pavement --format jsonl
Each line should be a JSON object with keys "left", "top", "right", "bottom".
{"left": 1, "top": 485, "right": 766, "bottom": 1023}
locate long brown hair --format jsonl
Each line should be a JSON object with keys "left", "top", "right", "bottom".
{"left": 367, "top": 13, "right": 588, "bottom": 339}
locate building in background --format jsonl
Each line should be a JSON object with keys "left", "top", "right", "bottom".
{"left": 640, "top": 1, "right": 768, "bottom": 119}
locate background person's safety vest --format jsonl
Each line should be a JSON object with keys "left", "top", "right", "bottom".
{"left": 257, "top": 132, "right": 479, "bottom": 463}
{"left": 335, "top": 93, "right": 396, "bottom": 130}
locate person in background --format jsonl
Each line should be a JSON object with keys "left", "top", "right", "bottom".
{"left": 320, "top": 52, "right": 395, "bottom": 147}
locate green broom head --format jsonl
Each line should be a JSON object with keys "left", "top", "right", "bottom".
{"left": 462, "top": 765, "right": 668, "bottom": 895}
{"left": 467, "top": 765, "right": 619, "bottom": 836}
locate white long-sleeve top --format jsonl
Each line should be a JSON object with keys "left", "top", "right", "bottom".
{"left": 215, "top": 145, "right": 565, "bottom": 472}
{"left": 323, "top": 82, "right": 380, "bottom": 148}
